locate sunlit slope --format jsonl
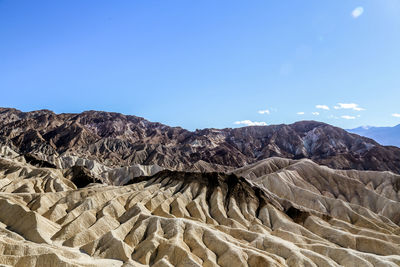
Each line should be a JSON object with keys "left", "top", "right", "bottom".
{"left": 0, "top": 154, "right": 399, "bottom": 266}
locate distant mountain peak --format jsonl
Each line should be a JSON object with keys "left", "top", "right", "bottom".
{"left": 348, "top": 124, "right": 400, "bottom": 148}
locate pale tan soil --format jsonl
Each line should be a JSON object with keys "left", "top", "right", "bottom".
{"left": 0, "top": 149, "right": 399, "bottom": 266}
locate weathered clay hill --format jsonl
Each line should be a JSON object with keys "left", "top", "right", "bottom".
{"left": 1, "top": 108, "right": 400, "bottom": 266}
{"left": 0, "top": 147, "right": 400, "bottom": 266}
{"left": 1, "top": 107, "right": 400, "bottom": 174}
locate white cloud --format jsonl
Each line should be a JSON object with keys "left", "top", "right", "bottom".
{"left": 352, "top": 7, "right": 364, "bottom": 18}
{"left": 392, "top": 113, "right": 400, "bottom": 118}
{"left": 234, "top": 120, "right": 267, "bottom": 126}
{"left": 316, "top": 105, "right": 329, "bottom": 110}
{"left": 341, "top": 115, "right": 356, "bottom": 120}
{"left": 258, "top": 109, "right": 270, "bottom": 114}
{"left": 334, "top": 103, "right": 365, "bottom": 111}
{"left": 297, "top": 112, "right": 305, "bottom": 115}
{"left": 312, "top": 112, "right": 320, "bottom": 116}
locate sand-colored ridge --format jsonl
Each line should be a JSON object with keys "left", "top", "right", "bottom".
{"left": 0, "top": 147, "right": 399, "bottom": 266}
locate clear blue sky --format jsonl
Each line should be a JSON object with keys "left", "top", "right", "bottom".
{"left": 1, "top": 1, "right": 400, "bottom": 130}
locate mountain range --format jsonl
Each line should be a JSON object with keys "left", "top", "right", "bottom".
{"left": 348, "top": 124, "right": 400, "bottom": 148}
{"left": 1, "top": 107, "right": 400, "bottom": 174}
{"left": 0, "top": 108, "right": 399, "bottom": 267}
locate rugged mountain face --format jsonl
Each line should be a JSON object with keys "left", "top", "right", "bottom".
{"left": 0, "top": 149, "right": 399, "bottom": 266}
{"left": 1, "top": 107, "right": 400, "bottom": 174}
